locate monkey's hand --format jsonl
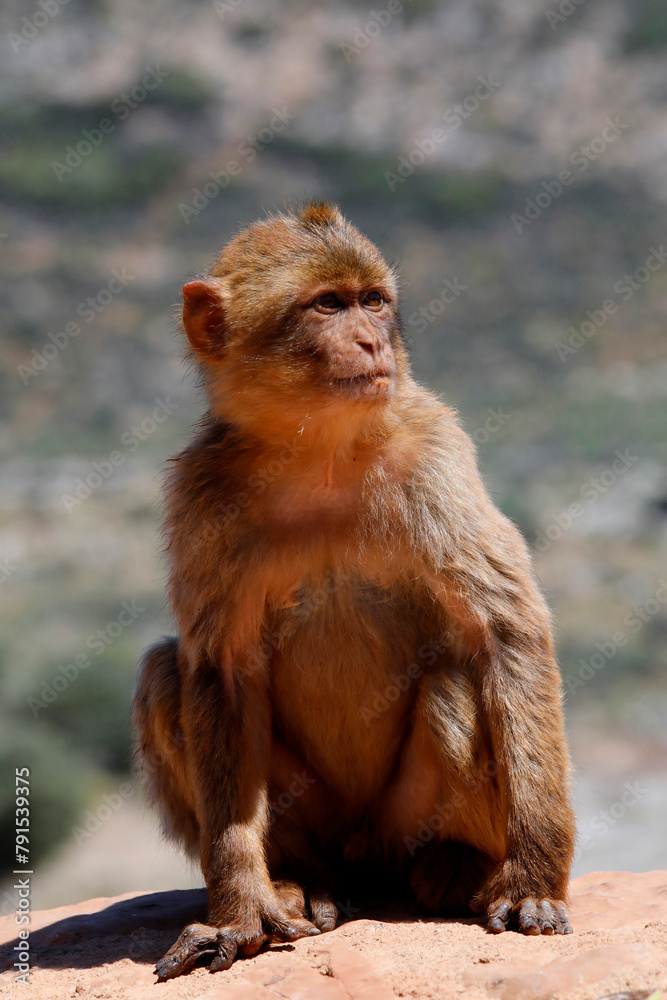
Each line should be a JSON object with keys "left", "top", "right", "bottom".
{"left": 484, "top": 897, "right": 572, "bottom": 935}
{"left": 472, "top": 864, "right": 572, "bottom": 936}
{"left": 155, "top": 903, "right": 320, "bottom": 980}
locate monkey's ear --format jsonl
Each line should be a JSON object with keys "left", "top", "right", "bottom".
{"left": 182, "top": 280, "right": 226, "bottom": 358}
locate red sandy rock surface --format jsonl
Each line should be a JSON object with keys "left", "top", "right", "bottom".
{"left": 0, "top": 871, "right": 665, "bottom": 999}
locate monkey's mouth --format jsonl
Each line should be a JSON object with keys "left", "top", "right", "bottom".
{"left": 332, "top": 371, "right": 393, "bottom": 396}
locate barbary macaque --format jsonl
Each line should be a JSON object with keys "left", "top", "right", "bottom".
{"left": 133, "top": 203, "right": 575, "bottom": 979}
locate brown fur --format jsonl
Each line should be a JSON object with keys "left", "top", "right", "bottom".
{"left": 132, "top": 204, "right": 576, "bottom": 979}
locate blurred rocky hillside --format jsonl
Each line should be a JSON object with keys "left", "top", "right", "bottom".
{"left": 1, "top": 0, "right": 666, "bottom": 884}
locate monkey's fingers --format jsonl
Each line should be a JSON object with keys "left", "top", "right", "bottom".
{"left": 209, "top": 929, "right": 241, "bottom": 971}
{"left": 486, "top": 898, "right": 573, "bottom": 936}
{"left": 215, "top": 910, "right": 319, "bottom": 967}
{"left": 155, "top": 922, "right": 220, "bottom": 980}
{"left": 155, "top": 908, "right": 320, "bottom": 980}
{"left": 309, "top": 888, "right": 338, "bottom": 932}
{"left": 535, "top": 899, "right": 555, "bottom": 934}
{"left": 551, "top": 900, "right": 573, "bottom": 935}
{"left": 264, "top": 907, "right": 321, "bottom": 943}
{"left": 486, "top": 899, "right": 512, "bottom": 933}
{"left": 516, "top": 897, "right": 541, "bottom": 935}
{"left": 517, "top": 897, "right": 573, "bottom": 935}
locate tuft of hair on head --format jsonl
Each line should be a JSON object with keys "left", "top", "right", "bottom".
{"left": 297, "top": 202, "right": 343, "bottom": 228}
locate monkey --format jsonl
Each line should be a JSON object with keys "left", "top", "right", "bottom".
{"left": 132, "top": 203, "right": 575, "bottom": 980}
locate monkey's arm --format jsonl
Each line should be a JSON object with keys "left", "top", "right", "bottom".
{"left": 152, "top": 622, "right": 319, "bottom": 980}
{"left": 402, "top": 410, "right": 575, "bottom": 933}
{"left": 155, "top": 458, "right": 319, "bottom": 978}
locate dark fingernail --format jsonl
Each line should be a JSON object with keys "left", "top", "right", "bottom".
{"left": 210, "top": 958, "right": 232, "bottom": 972}
{"left": 522, "top": 921, "right": 540, "bottom": 935}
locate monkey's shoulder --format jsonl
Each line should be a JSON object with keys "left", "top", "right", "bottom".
{"left": 387, "top": 386, "right": 480, "bottom": 485}
{"left": 161, "top": 420, "right": 260, "bottom": 552}
{"left": 165, "top": 419, "right": 251, "bottom": 493}
{"left": 378, "top": 387, "right": 534, "bottom": 568}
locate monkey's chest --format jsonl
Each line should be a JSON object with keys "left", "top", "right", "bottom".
{"left": 268, "top": 575, "right": 435, "bottom": 809}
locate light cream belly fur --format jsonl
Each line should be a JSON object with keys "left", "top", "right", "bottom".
{"left": 269, "top": 575, "right": 431, "bottom": 809}
{"left": 268, "top": 573, "right": 506, "bottom": 862}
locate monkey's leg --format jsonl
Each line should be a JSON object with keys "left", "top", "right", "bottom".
{"left": 412, "top": 518, "right": 575, "bottom": 935}
{"left": 405, "top": 654, "right": 574, "bottom": 935}
{"left": 377, "top": 683, "right": 499, "bottom": 916}
{"left": 266, "top": 742, "right": 340, "bottom": 934}
{"left": 397, "top": 679, "right": 573, "bottom": 935}
{"left": 132, "top": 638, "right": 199, "bottom": 852}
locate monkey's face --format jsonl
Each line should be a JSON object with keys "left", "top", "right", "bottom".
{"left": 181, "top": 205, "right": 408, "bottom": 434}
{"left": 290, "top": 282, "right": 398, "bottom": 402}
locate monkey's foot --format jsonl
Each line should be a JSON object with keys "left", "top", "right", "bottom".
{"left": 155, "top": 913, "right": 320, "bottom": 980}
{"left": 486, "top": 897, "right": 572, "bottom": 935}
{"left": 308, "top": 887, "right": 338, "bottom": 932}
{"left": 274, "top": 878, "right": 338, "bottom": 933}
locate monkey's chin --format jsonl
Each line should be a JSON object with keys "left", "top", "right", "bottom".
{"left": 331, "top": 373, "right": 394, "bottom": 401}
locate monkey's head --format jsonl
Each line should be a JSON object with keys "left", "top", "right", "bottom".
{"left": 181, "top": 204, "right": 408, "bottom": 438}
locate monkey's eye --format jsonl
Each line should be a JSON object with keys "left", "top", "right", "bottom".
{"left": 313, "top": 292, "right": 345, "bottom": 313}
{"left": 361, "top": 290, "right": 384, "bottom": 309}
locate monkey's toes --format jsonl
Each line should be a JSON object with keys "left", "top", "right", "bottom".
{"left": 272, "top": 879, "right": 334, "bottom": 934}
{"left": 486, "top": 898, "right": 572, "bottom": 936}
{"left": 267, "top": 914, "right": 321, "bottom": 942}
{"left": 309, "top": 888, "right": 339, "bottom": 932}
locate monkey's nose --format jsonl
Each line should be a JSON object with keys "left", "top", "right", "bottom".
{"left": 356, "top": 339, "right": 377, "bottom": 357}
